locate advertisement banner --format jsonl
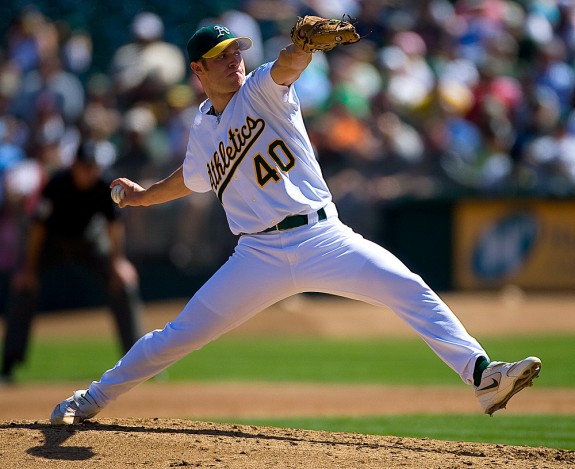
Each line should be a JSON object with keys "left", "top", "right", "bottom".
{"left": 454, "top": 200, "right": 575, "bottom": 289}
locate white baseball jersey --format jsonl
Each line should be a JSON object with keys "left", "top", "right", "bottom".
{"left": 183, "top": 61, "right": 336, "bottom": 235}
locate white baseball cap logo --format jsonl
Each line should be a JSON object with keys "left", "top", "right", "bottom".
{"left": 214, "top": 26, "right": 231, "bottom": 38}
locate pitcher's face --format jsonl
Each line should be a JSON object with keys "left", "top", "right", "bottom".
{"left": 194, "top": 43, "right": 246, "bottom": 96}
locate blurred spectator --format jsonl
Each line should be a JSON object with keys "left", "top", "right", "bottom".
{"left": 0, "top": 141, "right": 144, "bottom": 382}
{"left": 299, "top": 0, "right": 362, "bottom": 18}
{"left": 164, "top": 84, "right": 197, "bottom": 169}
{"left": 61, "top": 29, "right": 93, "bottom": 78}
{"left": 532, "top": 37, "right": 575, "bottom": 118}
{"left": 293, "top": 52, "right": 331, "bottom": 115}
{"left": 5, "top": 6, "right": 59, "bottom": 73}
{"left": 109, "top": 12, "right": 186, "bottom": 109}
{"left": 80, "top": 73, "right": 122, "bottom": 165}
{"left": 380, "top": 30, "right": 436, "bottom": 111}
{"left": 0, "top": 122, "right": 35, "bottom": 317}
{"left": 114, "top": 104, "right": 158, "bottom": 181}
{"left": 9, "top": 51, "right": 85, "bottom": 125}
{"left": 513, "top": 84, "right": 571, "bottom": 194}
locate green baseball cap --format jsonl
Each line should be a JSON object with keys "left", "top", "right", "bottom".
{"left": 186, "top": 25, "right": 252, "bottom": 63}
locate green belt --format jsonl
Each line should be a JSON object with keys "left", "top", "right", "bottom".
{"left": 261, "top": 208, "right": 327, "bottom": 233}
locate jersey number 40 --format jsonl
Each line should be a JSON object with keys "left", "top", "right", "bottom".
{"left": 253, "top": 140, "right": 296, "bottom": 187}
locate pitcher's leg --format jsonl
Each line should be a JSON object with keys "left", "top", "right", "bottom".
{"left": 300, "top": 221, "right": 487, "bottom": 384}
{"left": 89, "top": 297, "right": 242, "bottom": 406}
{"left": 360, "top": 261, "right": 488, "bottom": 385}
{"left": 88, "top": 236, "right": 297, "bottom": 407}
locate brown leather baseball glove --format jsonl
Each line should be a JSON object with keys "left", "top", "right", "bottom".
{"left": 291, "top": 15, "right": 361, "bottom": 53}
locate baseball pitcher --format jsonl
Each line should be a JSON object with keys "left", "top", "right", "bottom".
{"left": 50, "top": 17, "right": 541, "bottom": 424}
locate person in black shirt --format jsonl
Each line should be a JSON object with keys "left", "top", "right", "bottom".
{"left": 1, "top": 142, "right": 143, "bottom": 382}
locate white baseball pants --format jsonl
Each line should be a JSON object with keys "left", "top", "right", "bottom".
{"left": 89, "top": 217, "right": 488, "bottom": 407}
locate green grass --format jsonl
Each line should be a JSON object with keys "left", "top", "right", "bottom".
{"left": 212, "top": 414, "right": 575, "bottom": 450}
{"left": 13, "top": 334, "right": 574, "bottom": 387}
{"left": 12, "top": 336, "right": 575, "bottom": 387}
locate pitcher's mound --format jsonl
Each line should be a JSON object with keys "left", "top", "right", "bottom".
{"left": 2, "top": 418, "right": 573, "bottom": 468}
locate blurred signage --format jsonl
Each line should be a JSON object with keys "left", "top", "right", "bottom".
{"left": 454, "top": 200, "right": 575, "bottom": 289}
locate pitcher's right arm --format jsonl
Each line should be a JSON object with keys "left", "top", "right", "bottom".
{"left": 111, "top": 165, "right": 192, "bottom": 208}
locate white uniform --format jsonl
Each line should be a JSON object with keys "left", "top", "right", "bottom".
{"left": 88, "top": 62, "right": 488, "bottom": 407}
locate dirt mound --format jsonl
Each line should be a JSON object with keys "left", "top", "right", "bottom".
{"left": 1, "top": 418, "right": 573, "bottom": 468}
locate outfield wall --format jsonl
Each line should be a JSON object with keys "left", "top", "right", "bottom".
{"left": 381, "top": 198, "right": 575, "bottom": 291}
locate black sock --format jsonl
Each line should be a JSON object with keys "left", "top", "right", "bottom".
{"left": 473, "top": 356, "right": 490, "bottom": 387}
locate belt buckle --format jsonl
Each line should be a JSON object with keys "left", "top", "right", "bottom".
{"left": 265, "top": 223, "right": 280, "bottom": 233}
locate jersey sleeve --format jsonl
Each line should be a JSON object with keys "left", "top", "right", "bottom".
{"left": 244, "top": 62, "right": 299, "bottom": 117}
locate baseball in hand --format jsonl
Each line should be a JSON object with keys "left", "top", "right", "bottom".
{"left": 111, "top": 184, "right": 126, "bottom": 204}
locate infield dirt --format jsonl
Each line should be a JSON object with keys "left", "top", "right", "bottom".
{"left": 1, "top": 291, "right": 574, "bottom": 467}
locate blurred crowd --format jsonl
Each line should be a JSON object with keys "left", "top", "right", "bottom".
{"left": 2, "top": 0, "right": 575, "bottom": 293}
